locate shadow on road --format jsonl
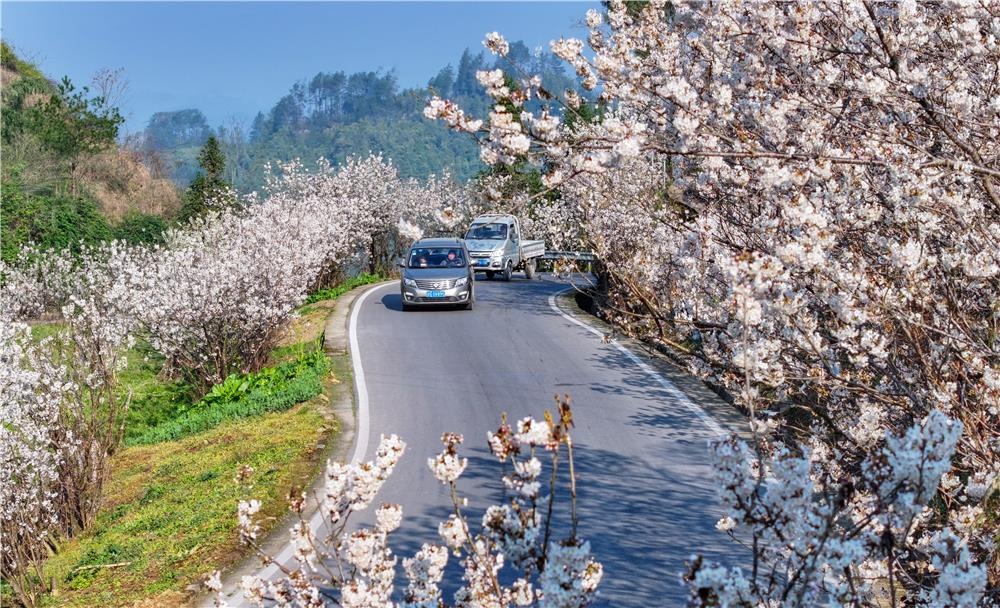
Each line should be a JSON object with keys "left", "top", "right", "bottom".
{"left": 380, "top": 292, "right": 404, "bottom": 311}
{"left": 376, "top": 278, "right": 569, "bottom": 317}
{"left": 585, "top": 348, "right": 722, "bottom": 443}
{"left": 380, "top": 442, "right": 746, "bottom": 607}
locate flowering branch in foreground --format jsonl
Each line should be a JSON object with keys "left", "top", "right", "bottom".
{"left": 211, "top": 397, "right": 602, "bottom": 607}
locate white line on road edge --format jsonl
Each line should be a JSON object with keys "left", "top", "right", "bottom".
{"left": 348, "top": 282, "right": 383, "bottom": 464}
{"left": 547, "top": 288, "right": 727, "bottom": 438}
{"left": 233, "top": 282, "right": 384, "bottom": 599}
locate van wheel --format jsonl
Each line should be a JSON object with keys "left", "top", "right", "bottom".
{"left": 502, "top": 261, "right": 513, "bottom": 282}
{"left": 524, "top": 258, "right": 537, "bottom": 279}
{"left": 485, "top": 271, "right": 495, "bottom": 280}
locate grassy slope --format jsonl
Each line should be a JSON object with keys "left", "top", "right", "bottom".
{"left": 42, "top": 405, "right": 330, "bottom": 607}
{"left": 37, "top": 287, "right": 358, "bottom": 607}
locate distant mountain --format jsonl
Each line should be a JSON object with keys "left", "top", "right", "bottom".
{"left": 143, "top": 41, "right": 579, "bottom": 192}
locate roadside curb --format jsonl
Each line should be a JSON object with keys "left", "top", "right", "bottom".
{"left": 322, "top": 280, "right": 395, "bottom": 466}
{"left": 548, "top": 286, "right": 751, "bottom": 439}
{"left": 323, "top": 280, "right": 396, "bottom": 354}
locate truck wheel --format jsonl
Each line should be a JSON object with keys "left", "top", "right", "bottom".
{"left": 486, "top": 271, "right": 495, "bottom": 280}
{"left": 524, "top": 258, "right": 537, "bottom": 279}
{"left": 502, "top": 260, "right": 513, "bottom": 282}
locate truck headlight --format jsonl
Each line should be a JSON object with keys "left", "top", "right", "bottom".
{"left": 455, "top": 276, "right": 468, "bottom": 287}
{"left": 403, "top": 278, "right": 417, "bottom": 287}
{"left": 490, "top": 250, "right": 502, "bottom": 259}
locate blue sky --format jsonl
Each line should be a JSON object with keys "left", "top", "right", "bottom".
{"left": 1, "top": 1, "right": 594, "bottom": 133}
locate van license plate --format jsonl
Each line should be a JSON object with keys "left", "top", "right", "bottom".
{"left": 427, "top": 290, "right": 446, "bottom": 298}
{"left": 477, "top": 260, "right": 488, "bottom": 266}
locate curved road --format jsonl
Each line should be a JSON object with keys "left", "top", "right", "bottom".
{"left": 351, "top": 276, "right": 746, "bottom": 605}
{"left": 214, "top": 274, "right": 747, "bottom": 606}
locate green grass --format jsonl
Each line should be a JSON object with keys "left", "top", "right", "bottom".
{"left": 304, "top": 272, "right": 386, "bottom": 304}
{"left": 126, "top": 349, "right": 329, "bottom": 447}
{"left": 120, "top": 342, "right": 192, "bottom": 442}
{"left": 42, "top": 404, "right": 331, "bottom": 607}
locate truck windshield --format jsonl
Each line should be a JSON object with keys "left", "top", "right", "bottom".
{"left": 465, "top": 223, "right": 508, "bottom": 240}
{"left": 408, "top": 247, "right": 466, "bottom": 268}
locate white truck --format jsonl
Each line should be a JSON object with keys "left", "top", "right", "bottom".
{"left": 463, "top": 214, "right": 545, "bottom": 281}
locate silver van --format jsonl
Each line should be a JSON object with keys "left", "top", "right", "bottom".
{"left": 399, "top": 238, "right": 475, "bottom": 311}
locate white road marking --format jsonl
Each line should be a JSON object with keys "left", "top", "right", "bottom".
{"left": 547, "top": 288, "right": 727, "bottom": 438}
{"left": 348, "top": 282, "right": 384, "bottom": 464}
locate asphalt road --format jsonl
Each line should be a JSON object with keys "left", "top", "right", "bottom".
{"left": 349, "top": 275, "right": 746, "bottom": 605}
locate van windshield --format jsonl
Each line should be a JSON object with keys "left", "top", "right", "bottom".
{"left": 465, "top": 223, "right": 508, "bottom": 240}
{"left": 408, "top": 247, "right": 467, "bottom": 268}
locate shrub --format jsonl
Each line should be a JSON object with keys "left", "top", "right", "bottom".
{"left": 1, "top": 184, "right": 112, "bottom": 263}
{"left": 113, "top": 212, "right": 167, "bottom": 246}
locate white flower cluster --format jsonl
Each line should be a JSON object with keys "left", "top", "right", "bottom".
{"left": 700, "top": 410, "right": 987, "bottom": 605}
{"left": 428, "top": 432, "right": 468, "bottom": 484}
{"left": 224, "top": 406, "right": 601, "bottom": 607}
{"left": 483, "top": 32, "right": 509, "bottom": 57}
{"left": 0, "top": 320, "right": 65, "bottom": 603}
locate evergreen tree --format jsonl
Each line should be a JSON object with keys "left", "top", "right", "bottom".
{"left": 177, "top": 136, "right": 236, "bottom": 223}
{"left": 428, "top": 65, "right": 455, "bottom": 97}
{"left": 197, "top": 135, "right": 225, "bottom": 180}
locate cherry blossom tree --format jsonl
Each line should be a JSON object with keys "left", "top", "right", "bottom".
{"left": 1, "top": 244, "right": 136, "bottom": 606}
{"left": 0, "top": 319, "right": 65, "bottom": 608}
{"left": 426, "top": 0, "right": 999, "bottom": 603}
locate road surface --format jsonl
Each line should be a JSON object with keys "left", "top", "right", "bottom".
{"left": 350, "top": 276, "right": 746, "bottom": 605}
{"left": 213, "top": 274, "right": 747, "bottom": 606}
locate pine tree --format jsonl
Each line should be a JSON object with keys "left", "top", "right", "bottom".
{"left": 197, "top": 135, "right": 225, "bottom": 180}
{"left": 177, "top": 136, "right": 236, "bottom": 223}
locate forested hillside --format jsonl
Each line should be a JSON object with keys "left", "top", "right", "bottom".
{"left": 0, "top": 43, "right": 179, "bottom": 262}
{"left": 144, "top": 41, "right": 577, "bottom": 191}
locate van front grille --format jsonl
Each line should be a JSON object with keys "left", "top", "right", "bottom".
{"left": 415, "top": 278, "right": 457, "bottom": 289}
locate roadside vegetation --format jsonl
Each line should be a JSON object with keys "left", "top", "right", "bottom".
{"left": 0, "top": 43, "right": 179, "bottom": 262}
{"left": 42, "top": 404, "right": 328, "bottom": 608}
{"left": 12, "top": 284, "right": 357, "bottom": 607}
{"left": 303, "top": 272, "right": 385, "bottom": 305}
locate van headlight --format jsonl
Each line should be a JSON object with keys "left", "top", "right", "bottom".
{"left": 403, "top": 278, "right": 417, "bottom": 287}
{"left": 455, "top": 276, "right": 468, "bottom": 287}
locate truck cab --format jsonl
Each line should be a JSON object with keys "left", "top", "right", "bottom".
{"left": 464, "top": 214, "right": 545, "bottom": 281}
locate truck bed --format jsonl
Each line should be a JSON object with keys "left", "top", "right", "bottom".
{"left": 520, "top": 240, "right": 545, "bottom": 259}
